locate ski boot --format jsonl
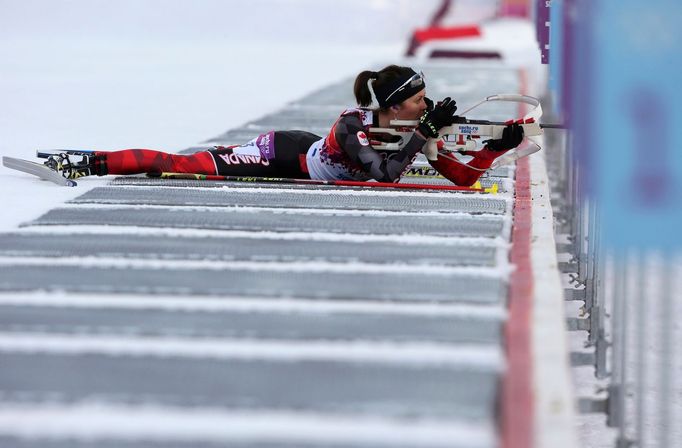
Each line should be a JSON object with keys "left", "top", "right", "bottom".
{"left": 43, "top": 152, "right": 106, "bottom": 179}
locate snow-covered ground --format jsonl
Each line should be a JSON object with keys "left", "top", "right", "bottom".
{"left": 7, "top": 2, "right": 660, "bottom": 447}
{"left": 1, "top": 0, "right": 448, "bottom": 230}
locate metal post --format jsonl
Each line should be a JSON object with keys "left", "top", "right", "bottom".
{"left": 608, "top": 254, "right": 626, "bottom": 433}
{"left": 568, "top": 152, "right": 580, "bottom": 255}
{"left": 615, "top": 252, "right": 631, "bottom": 448}
{"left": 585, "top": 200, "right": 599, "bottom": 342}
{"left": 558, "top": 131, "right": 574, "bottom": 236}
{"left": 658, "top": 256, "right": 673, "bottom": 448}
{"left": 578, "top": 198, "right": 589, "bottom": 286}
{"left": 592, "top": 211, "right": 608, "bottom": 379}
{"left": 634, "top": 250, "right": 647, "bottom": 447}
{"left": 592, "top": 258, "right": 609, "bottom": 379}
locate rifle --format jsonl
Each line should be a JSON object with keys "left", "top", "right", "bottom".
{"left": 368, "top": 94, "right": 565, "bottom": 169}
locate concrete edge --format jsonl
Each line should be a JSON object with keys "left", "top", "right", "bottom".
{"left": 529, "top": 145, "right": 578, "bottom": 447}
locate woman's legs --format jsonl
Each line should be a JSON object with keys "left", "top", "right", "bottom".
{"left": 91, "top": 130, "right": 321, "bottom": 178}
{"left": 270, "top": 130, "right": 321, "bottom": 178}
{"left": 99, "top": 149, "right": 217, "bottom": 175}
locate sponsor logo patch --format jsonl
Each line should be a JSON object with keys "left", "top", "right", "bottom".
{"left": 218, "top": 153, "right": 270, "bottom": 166}
{"left": 256, "top": 131, "right": 276, "bottom": 160}
{"left": 357, "top": 131, "right": 370, "bottom": 146}
{"left": 404, "top": 167, "right": 440, "bottom": 177}
{"left": 457, "top": 125, "right": 480, "bottom": 134}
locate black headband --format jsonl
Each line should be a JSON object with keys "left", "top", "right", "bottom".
{"left": 373, "top": 69, "right": 425, "bottom": 108}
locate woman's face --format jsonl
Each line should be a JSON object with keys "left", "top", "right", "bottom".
{"left": 394, "top": 88, "right": 427, "bottom": 120}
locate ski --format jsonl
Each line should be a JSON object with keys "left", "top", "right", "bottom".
{"left": 2, "top": 156, "right": 77, "bottom": 187}
{"left": 36, "top": 149, "right": 96, "bottom": 159}
{"left": 151, "top": 172, "right": 497, "bottom": 193}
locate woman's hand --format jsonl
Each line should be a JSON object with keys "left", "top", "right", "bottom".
{"left": 417, "top": 97, "right": 457, "bottom": 138}
{"left": 483, "top": 123, "right": 524, "bottom": 152}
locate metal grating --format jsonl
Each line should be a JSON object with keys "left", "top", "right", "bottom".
{"left": 26, "top": 207, "right": 506, "bottom": 238}
{"left": 72, "top": 187, "right": 508, "bottom": 214}
{"left": 0, "top": 233, "right": 499, "bottom": 267}
{"left": 0, "top": 264, "right": 506, "bottom": 303}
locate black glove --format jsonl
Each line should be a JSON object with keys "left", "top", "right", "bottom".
{"left": 483, "top": 123, "right": 524, "bottom": 152}
{"left": 417, "top": 97, "right": 457, "bottom": 138}
{"left": 424, "top": 96, "right": 434, "bottom": 111}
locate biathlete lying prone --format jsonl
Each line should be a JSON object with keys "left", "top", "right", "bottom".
{"left": 46, "top": 65, "right": 524, "bottom": 186}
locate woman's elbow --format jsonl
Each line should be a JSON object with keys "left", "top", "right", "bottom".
{"left": 429, "top": 158, "right": 483, "bottom": 186}
{"left": 450, "top": 173, "right": 482, "bottom": 187}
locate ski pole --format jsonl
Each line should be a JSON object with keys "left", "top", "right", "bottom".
{"left": 150, "top": 172, "right": 495, "bottom": 193}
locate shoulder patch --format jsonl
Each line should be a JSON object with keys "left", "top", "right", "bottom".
{"left": 356, "top": 131, "right": 370, "bottom": 146}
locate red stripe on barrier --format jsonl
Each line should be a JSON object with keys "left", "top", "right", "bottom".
{"left": 406, "top": 25, "right": 482, "bottom": 57}
{"left": 500, "top": 69, "right": 534, "bottom": 448}
{"left": 414, "top": 25, "right": 482, "bottom": 43}
{"left": 501, "top": 156, "right": 534, "bottom": 448}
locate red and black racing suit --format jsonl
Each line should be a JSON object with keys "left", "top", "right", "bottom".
{"left": 92, "top": 109, "right": 506, "bottom": 186}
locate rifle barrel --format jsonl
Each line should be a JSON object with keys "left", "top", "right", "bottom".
{"left": 465, "top": 119, "right": 567, "bottom": 129}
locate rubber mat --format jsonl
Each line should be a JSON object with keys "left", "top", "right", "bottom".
{"left": 0, "top": 233, "right": 499, "bottom": 267}
{"left": 71, "top": 187, "right": 508, "bottom": 214}
{"left": 0, "top": 354, "right": 499, "bottom": 419}
{"left": 0, "top": 304, "right": 502, "bottom": 344}
{"left": 26, "top": 207, "right": 506, "bottom": 238}
{"left": 0, "top": 264, "right": 505, "bottom": 303}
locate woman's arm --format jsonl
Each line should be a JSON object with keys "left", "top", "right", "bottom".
{"left": 429, "top": 123, "right": 525, "bottom": 186}
{"left": 335, "top": 114, "right": 426, "bottom": 183}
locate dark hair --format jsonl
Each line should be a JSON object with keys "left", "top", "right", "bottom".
{"left": 353, "top": 65, "right": 417, "bottom": 109}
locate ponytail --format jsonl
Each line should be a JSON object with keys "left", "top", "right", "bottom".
{"left": 353, "top": 71, "right": 379, "bottom": 108}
